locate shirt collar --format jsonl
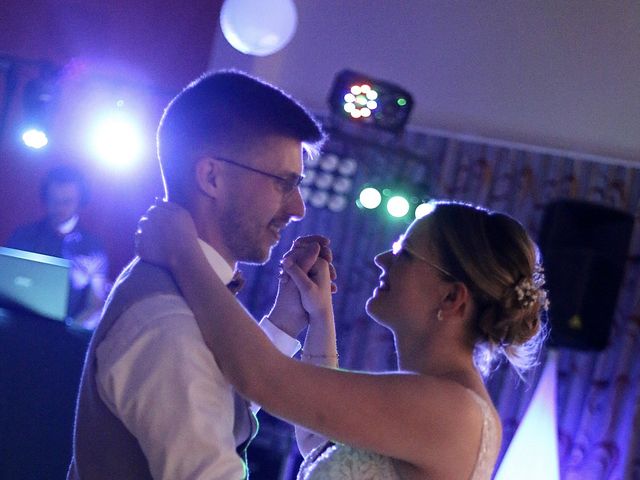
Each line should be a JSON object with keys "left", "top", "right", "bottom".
{"left": 197, "top": 239, "right": 235, "bottom": 285}
{"left": 57, "top": 215, "right": 79, "bottom": 235}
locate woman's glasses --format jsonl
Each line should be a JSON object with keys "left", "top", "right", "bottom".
{"left": 392, "top": 235, "right": 457, "bottom": 280}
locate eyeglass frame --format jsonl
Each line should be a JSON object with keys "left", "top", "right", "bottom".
{"left": 392, "top": 234, "right": 457, "bottom": 280}
{"left": 212, "top": 155, "right": 305, "bottom": 196}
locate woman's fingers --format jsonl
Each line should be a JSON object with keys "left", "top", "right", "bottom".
{"left": 282, "top": 257, "right": 315, "bottom": 293}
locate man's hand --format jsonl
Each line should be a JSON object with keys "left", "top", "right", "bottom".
{"left": 267, "top": 235, "right": 336, "bottom": 338}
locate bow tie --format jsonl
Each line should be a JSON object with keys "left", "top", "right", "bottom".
{"left": 227, "top": 269, "right": 245, "bottom": 295}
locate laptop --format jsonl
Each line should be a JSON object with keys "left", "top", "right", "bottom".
{"left": 0, "top": 246, "right": 70, "bottom": 321}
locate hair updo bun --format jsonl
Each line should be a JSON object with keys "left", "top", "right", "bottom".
{"left": 423, "top": 202, "right": 548, "bottom": 377}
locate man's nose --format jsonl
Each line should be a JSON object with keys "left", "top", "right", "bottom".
{"left": 286, "top": 188, "right": 306, "bottom": 221}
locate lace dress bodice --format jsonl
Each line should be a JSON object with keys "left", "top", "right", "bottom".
{"left": 297, "top": 389, "right": 499, "bottom": 480}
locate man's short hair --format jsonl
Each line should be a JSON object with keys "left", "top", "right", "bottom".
{"left": 157, "top": 70, "right": 325, "bottom": 200}
{"left": 39, "top": 165, "right": 90, "bottom": 206}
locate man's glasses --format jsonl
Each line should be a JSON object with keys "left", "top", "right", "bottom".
{"left": 214, "top": 156, "right": 304, "bottom": 196}
{"left": 392, "top": 235, "right": 457, "bottom": 280}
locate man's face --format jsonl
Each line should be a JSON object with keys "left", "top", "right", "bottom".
{"left": 217, "top": 134, "right": 306, "bottom": 265}
{"left": 45, "top": 182, "right": 82, "bottom": 227}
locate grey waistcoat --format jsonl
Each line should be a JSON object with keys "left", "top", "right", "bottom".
{"left": 67, "top": 259, "right": 254, "bottom": 479}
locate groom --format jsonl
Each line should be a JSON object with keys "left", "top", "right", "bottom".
{"left": 68, "top": 71, "right": 327, "bottom": 479}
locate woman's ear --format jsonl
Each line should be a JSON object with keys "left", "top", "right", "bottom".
{"left": 440, "top": 282, "right": 473, "bottom": 320}
{"left": 194, "top": 157, "right": 221, "bottom": 199}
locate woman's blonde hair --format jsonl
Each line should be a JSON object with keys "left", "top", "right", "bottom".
{"left": 422, "top": 201, "right": 548, "bottom": 377}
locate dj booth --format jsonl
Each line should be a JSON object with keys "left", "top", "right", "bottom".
{"left": 0, "top": 308, "right": 91, "bottom": 479}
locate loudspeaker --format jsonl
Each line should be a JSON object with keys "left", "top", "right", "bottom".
{"left": 538, "top": 199, "right": 634, "bottom": 351}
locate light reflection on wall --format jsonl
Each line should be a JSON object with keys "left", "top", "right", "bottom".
{"left": 495, "top": 350, "right": 560, "bottom": 480}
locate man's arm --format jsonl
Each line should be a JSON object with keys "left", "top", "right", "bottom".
{"left": 96, "top": 295, "right": 246, "bottom": 480}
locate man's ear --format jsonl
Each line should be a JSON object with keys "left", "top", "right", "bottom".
{"left": 194, "top": 157, "right": 221, "bottom": 199}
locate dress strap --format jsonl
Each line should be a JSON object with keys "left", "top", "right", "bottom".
{"left": 464, "top": 389, "right": 500, "bottom": 480}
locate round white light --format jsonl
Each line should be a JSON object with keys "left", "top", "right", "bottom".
{"left": 315, "top": 172, "right": 334, "bottom": 190}
{"left": 337, "top": 158, "right": 358, "bottom": 176}
{"left": 327, "top": 195, "right": 348, "bottom": 212}
{"left": 332, "top": 177, "right": 352, "bottom": 194}
{"left": 415, "top": 201, "right": 436, "bottom": 219}
{"left": 22, "top": 129, "right": 48, "bottom": 149}
{"left": 319, "top": 153, "right": 339, "bottom": 171}
{"left": 359, "top": 187, "right": 382, "bottom": 209}
{"left": 387, "top": 196, "right": 410, "bottom": 217}
{"left": 310, "top": 190, "right": 329, "bottom": 208}
{"left": 90, "top": 114, "right": 144, "bottom": 168}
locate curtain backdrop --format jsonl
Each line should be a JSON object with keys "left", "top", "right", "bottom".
{"left": 238, "top": 124, "right": 640, "bottom": 480}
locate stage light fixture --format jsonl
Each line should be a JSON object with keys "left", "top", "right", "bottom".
{"left": 302, "top": 152, "right": 358, "bottom": 212}
{"left": 357, "top": 184, "right": 432, "bottom": 221}
{"left": 328, "top": 70, "right": 414, "bottom": 133}
{"left": 415, "top": 201, "right": 436, "bottom": 219}
{"left": 386, "top": 195, "right": 410, "bottom": 218}
{"left": 21, "top": 128, "right": 48, "bottom": 149}
{"left": 357, "top": 187, "right": 382, "bottom": 209}
{"left": 327, "top": 195, "right": 348, "bottom": 212}
{"left": 20, "top": 66, "right": 60, "bottom": 149}
{"left": 308, "top": 190, "right": 329, "bottom": 209}
{"left": 89, "top": 107, "right": 144, "bottom": 168}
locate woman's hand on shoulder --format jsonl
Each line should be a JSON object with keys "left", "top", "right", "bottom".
{"left": 135, "top": 200, "right": 199, "bottom": 270}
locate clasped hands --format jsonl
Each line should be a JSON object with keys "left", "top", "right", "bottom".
{"left": 136, "top": 201, "right": 337, "bottom": 339}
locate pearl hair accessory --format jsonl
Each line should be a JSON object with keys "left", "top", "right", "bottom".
{"left": 514, "top": 264, "right": 549, "bottom": 310}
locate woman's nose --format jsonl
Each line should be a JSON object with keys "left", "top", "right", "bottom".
{"left": 374, "top": 250, "right": 392, "bottom": 269}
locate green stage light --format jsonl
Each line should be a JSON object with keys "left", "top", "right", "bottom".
{"left": 358, "top": 187, "right": 382, "bottom": 209}
{"left": 387, "top": 195, "right": 410, "bottom": 218}
{"left": 415, "top": 201, "right": 436, "bottom": 219}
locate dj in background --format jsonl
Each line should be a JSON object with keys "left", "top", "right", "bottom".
{"left": 6, "top": 165, "right": 110, "bottom": 329}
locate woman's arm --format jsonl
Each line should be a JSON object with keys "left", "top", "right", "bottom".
{"left": 265, "top": 235, "right": 337, "bottom": 339}
{"left": 289, "top": 257, "right": 338, "bottom": 456}
{"left": 136, "top": 204, "right": 486, "bottom": 471}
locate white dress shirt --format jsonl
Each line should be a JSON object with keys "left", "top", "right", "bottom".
{"left": 96, "top": 240, "right": 300, "bottom": 479}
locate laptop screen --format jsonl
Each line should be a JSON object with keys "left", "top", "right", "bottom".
{"left": 0, "top": 246, "right": 70, "bottom": 321}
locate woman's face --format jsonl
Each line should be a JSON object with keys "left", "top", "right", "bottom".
{"left": 365, "top": 217, "right": 450, "bottom": 331}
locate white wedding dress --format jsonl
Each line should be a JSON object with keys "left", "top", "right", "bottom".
{"left": 297, "top": 389, "right": 500, "bottom": 480}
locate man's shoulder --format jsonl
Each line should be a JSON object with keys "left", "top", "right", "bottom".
{"left": 116, "top": 259, "right": 177, "bottom": 290}
{"left": 94, "top": 260, "right": 193, "bottom": 347}
{"left": 106, "top": 259, "right": 180, "bottom": 308}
